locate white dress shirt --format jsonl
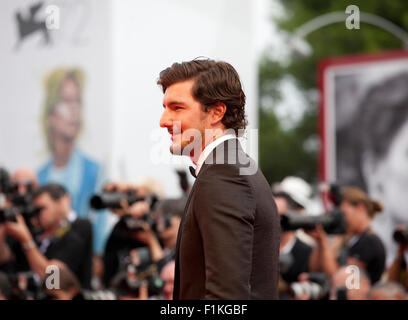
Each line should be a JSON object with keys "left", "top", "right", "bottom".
{"left": 195, "top": 133, "right": 237, "bottom": 176}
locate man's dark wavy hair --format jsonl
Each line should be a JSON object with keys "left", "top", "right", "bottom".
{"left": 33, "top": 183, "right": 68, "bottom": 201}
{"left": 157, "top": 58, "right": 247, "bottom": 135}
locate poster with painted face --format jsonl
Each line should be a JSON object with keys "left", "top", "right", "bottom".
{"left": 319, "top": 51, "right": 408, "bottom": 265}
{"left": 38, "top": 68, "right": 103, "bottom": 222}
{"left": 0, "top": 0, "right": 112, "bottom": 254}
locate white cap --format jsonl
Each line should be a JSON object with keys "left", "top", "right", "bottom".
{"left": 279, "top": 176, "right": 312, "bottom": 209}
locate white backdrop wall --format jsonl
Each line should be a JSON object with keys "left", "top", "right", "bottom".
{"left": 0, "top": 0, "right": 258, "bottom": 198}
{"left": 110, "top": 0, "right": 259, "bottom": 197}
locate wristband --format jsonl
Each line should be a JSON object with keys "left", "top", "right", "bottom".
{"left": 22, "top": 240, "right": 36, "bottom": 251}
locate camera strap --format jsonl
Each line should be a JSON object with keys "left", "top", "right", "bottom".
{"left": 54, "top": 221, "right": 71, "bottom": 239}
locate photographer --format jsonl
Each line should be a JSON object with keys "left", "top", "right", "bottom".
{"left": 0, "top": 167, "right": 39, "bottom": 274}
{"left": 43, "top": 260, "right": 82, "bottom": 300}
{"left": 274, "top": 177, "right": 314, "bottom": 286}
{"left": 156, "top": 197, "right": 185, "bottom": 254}
{"left": 11, "top": 167, "right": 39, "bottom": 195}
{"left": 330, "top": 266, "right": 371, "bottom": 300}
{"left": 101, "top": 182, "right": 164, "bottom": 289}
{"left": 308, "top": 186, "right": 386, "bottom": 284}
{"left": 367, "top": 281, "right": 407, "bottom": 300}
{"left": 159, "top": 259, "right": 175, "bottom": 300}
{"left": 2, "top": 183, "right": 92, "bottom": 288}
{"left": 387, "top": 224, "right": 408, "bottom": 290}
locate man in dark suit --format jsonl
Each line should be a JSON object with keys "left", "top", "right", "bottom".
{"left": 158, "top": 58, "right": 280, "bottom": 299}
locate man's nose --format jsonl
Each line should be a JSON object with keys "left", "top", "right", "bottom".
{"left": 160, "top": 108, "right": 172, "bottom": 128}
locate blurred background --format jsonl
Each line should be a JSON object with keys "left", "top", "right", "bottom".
{"left": 1, "top": 0, "right": 408, "bottom": 300}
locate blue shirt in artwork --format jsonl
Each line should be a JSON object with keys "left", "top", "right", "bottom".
{"left": 37, "top": 148, "right": 109, "bottom": 254}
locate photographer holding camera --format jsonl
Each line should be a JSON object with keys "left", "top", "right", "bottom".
{"left": 0, "top": 167, "right": 40, "bottom": 274}
{"left": 273, "top": 177, "right": 314, "bottom": 287}
{"left": 155, "top": 197, "right": 185, "bottom": 253}
{"left": 2, "top": 183, "right": 92, "bottom": 289}
{"left": 308, "top": 186, "right": 386, "bottom": 284}
{"left": 100, "top": 181, "right": 164, "bottom": 292}
{"left": 387, "top": 224, "right": 408, "bottom": 290}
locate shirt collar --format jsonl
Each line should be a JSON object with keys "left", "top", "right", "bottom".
{"left": 67, "top": 210, "right": 77, "bottom": 223}
{"left": 281, "top": 236, "right": 297, "bottom": 254}
{"left": 37, "top": 219, "right": 71, "bottom": 252}
{"left": 195, "top": 133, "right": 237, "bottom": 176}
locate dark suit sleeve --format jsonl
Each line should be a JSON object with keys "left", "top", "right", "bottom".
{"left": 194, "top": 164, "right": 256, "bottom": 299}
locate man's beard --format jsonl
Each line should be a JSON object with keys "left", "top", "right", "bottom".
{"left": 169, "top": 139, "right": 191, "bottom": 156}
{"left": 169, "top": 131, "right": 203, "bottom": 158}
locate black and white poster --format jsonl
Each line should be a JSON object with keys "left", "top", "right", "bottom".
{"left": 319, "top": 51, "right": 408, "bottom": 265}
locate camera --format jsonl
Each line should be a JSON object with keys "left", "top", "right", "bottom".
{"left": 279, "top": 182, "right": 346, "bottom": 234}
{"left": 0, "top": 192, "right": 40, "bottom": 225}
{"left": 280, "top": 208, "right": 346, "bottom": 234}
{"left": 0, "top": 207, "right": 25, "bottom": 224}
{"left": 90, "top": 190, "right": 172, "bottom": 233}
{"left": 0, "top": 168, "right": 40, "bottom": 227}
{"left": 393, "top": 227, "right": 408, "bottom": 245}
{"left": 110, "top": 247, "right": 164, "bottom": 298}
{"left": 121, "top": 211, "right": 172, "bottom": 233}
{"left": 7, "top": 271, "right": 45, "bottom": 300}
{"left": 289, "top": 273, "right": 330, "bottom": 300}
{"left": 90, "top": 191, "right": 158, "bottom": 210}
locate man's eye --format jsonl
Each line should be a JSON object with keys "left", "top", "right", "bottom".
{"left": 174, "top": 107, "right": 182, "bottom": 110}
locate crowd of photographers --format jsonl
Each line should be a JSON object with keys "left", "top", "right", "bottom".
{"left": 0, "top": 166, "right": 187, "bottom": 300}
{"left": 1, "top": 165, "right": 408, "bottom": 300}
{"left": 275, "top": 176, "right": 408, "bottom": 300}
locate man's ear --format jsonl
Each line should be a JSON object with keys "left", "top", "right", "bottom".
{"left": 209, "top": 102, "right": 226, "bottom": 125}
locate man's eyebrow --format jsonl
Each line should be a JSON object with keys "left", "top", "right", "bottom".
{"left": 163, "top": 101, "right": 187, "bottom": 108}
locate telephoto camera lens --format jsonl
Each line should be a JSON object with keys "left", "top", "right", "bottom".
{"left": 393, "top": 227, "right": 408, "bottom": 244}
